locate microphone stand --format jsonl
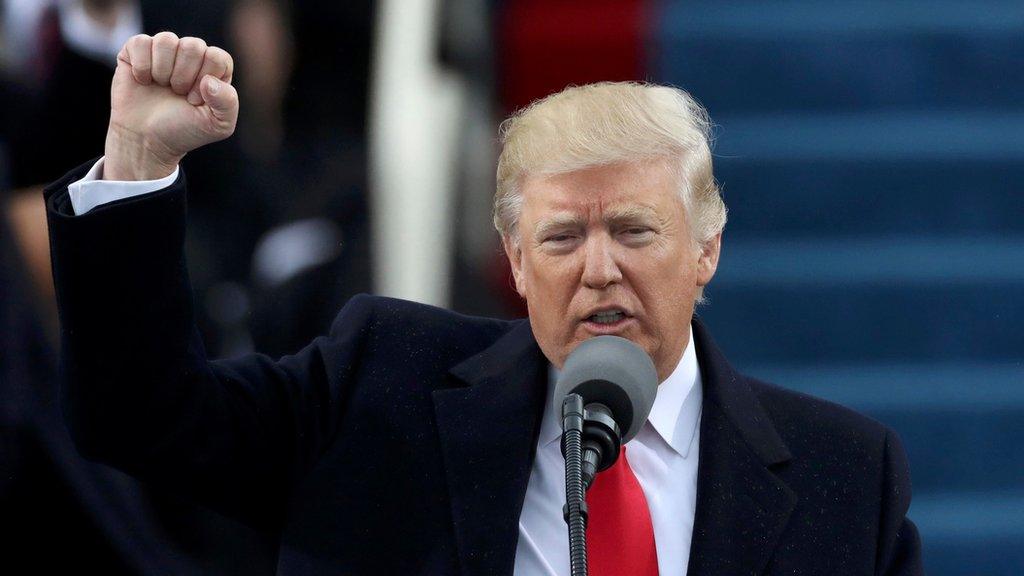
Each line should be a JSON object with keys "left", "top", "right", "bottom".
{"left": 561, "top": 394, "right": 622, "bottom": 576}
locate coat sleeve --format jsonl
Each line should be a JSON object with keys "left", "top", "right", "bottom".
{"left": 875, "top": 429, "right": 925, "bottom": 576}
{"left": 45, "top": 159, "right": 373, "bottom": 529}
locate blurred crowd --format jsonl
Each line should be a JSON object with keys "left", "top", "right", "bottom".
{"left": 0, "top": 0, "right": 395, "bottom": 573}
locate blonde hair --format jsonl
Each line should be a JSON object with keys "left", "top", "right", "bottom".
{"left": 494, "top": 82, "right": 727, "bottom": 250}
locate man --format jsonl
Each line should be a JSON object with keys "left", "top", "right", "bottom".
{"left": 44, "top": 34, "right": 923, "bottom": 575}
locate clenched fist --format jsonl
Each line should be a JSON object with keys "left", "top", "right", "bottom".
{"left": 104, "top": 32, "right": 238, "bottom": 181}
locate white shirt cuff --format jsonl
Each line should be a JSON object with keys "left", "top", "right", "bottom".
{"left": 68, "top": 157, "right": 180, "bottom": 215}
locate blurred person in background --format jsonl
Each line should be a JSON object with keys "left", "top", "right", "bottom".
{"left": 3, "top": 0, "right": 288, "bottom": 356}
{"left": 0, "top": 1, "right": 278, "bottom": 572}
{"left": 141, "top": 0, "right": 379, "bottom": 359}
{"left": 244, "top": 0, "right": 376, "bottom": 358}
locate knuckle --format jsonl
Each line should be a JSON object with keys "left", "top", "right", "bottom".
{"left": 179, "top": 37, "right": 207, "bottom": 55}
{"left": 152, "top": 31, "right": 179, "bottom": 48}
{"left": 207, "top": 46, "right": 231, "bottom": 67}
{"left": 128, "top": 34, "right": 151, "bottom": 51}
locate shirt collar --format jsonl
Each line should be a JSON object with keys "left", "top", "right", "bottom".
{"left": 540, "top": 326, "right": 703, "bottom": 458}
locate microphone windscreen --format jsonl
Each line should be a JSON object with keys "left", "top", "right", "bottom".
{"left": 553, "top": 336, "right": 658, "bottom": 442}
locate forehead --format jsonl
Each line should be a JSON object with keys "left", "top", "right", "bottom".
{"left": 519, "top": 159, "right": 681, "bottom": 220}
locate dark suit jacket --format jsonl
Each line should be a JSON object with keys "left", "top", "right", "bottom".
{"left": 0, "top": 212, "right": 277, "bottom": 575}
{"left": 45, "top": 160, "right": 923, "bottom": 575}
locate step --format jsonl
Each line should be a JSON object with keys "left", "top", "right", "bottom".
{"left": 652, "top": 0, "right": 1024, "bottom": 113}
{"left": 715, "top": 157, "right": 1024, "bottom": 239}
{"left": 913, "top": 491, "right": 1024, "bottom": 576}
{"left": 746, "top": 363, "right": 1024, "bottom": 493}
{"left": 714, "top": 237, "right": 1024, "bottom": 286}
{"left": 710, "top": 112, "right": 1024, "bottom": 238}
{"left": 699, "top": 238, "right": 1024, "bottom": 363}
{"left": 712, "top": 112, "right": 1024, "bottom": 162}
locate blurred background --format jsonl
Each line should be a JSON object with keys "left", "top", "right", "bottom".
{"left": 0, "top": 0, "right": 1021, "bottom": 573}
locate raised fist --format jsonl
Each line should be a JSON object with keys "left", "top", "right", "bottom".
{"left": 104, "top": 32, "right": 238, "bottom": 181}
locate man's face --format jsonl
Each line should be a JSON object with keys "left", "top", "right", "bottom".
{"left": 505, "top": 159, "right": 721, "bottom": 382}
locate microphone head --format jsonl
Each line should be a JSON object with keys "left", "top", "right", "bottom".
{"left": 553, "top": 335, "right": 658, "bottom": 443}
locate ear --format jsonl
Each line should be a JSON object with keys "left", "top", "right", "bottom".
{"left": 502, "top": 235, "right": 528, "bottom": 297}
{"left": 696, "top": 232, "right": 721, "bottom": 287}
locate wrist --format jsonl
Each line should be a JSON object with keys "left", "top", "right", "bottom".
{"left": 103, "top": 123, "right": 181, "bottom": 181}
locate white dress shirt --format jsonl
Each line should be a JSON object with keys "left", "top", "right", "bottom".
{"left": 69, "top": 163, "right": 705, "bottom": 575}
{"left": 514, "top": 330, "right": 703, "bottom": 576}
{"left": 67, "top": 157, "right": 178, "bottom": 215}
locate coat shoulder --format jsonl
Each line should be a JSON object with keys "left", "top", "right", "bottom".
{"left": 328, "top": 294, "right": 517, "bottom": 369}
{"left": 736, "top": 377, "right": 921, "bottom": 573}
{"left": 744, "top": 375, "right": 893, "bottom": 461}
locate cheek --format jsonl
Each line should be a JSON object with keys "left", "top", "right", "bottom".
{"left": 631, "top": 253, "right": 698, "bottom": 324}
{"left": 523, "top": 257, "right": 583, "bottom": 329}
{"left": 524, "top": 252, "right": 579, "bottom": 297}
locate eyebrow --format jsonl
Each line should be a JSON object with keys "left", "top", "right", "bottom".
{"left": 533, "top": 213, "right": 585, "bottom": 240}
{"left": 532, "top": 205, "right": 659, "bottom": 240}
{"left": 603, "top": 205, "right": 659, "bottom": 225}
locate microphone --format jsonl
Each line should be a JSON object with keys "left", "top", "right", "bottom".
{"left": 554, "top": 335, "right": 658, "bottom": 576}
{"left": 554, "top": 335, "right": 658, "bottom": 487}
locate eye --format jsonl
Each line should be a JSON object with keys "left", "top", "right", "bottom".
{"left": 540, "top": 232, "right": 581, "bottom": 252}
{"left": 542, "top": 234, "right": 579, "bottom": 248}
{"left": 618, "top": 226, "right": 655, "bottom": 245}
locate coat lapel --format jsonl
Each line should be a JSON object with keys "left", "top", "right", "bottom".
{"left": 432, "top": 320, "right": 547, "bottom": 576}
{"left": 687, "top": 318, "right": 797, "bottom": 576}
{"left": 432, "top": 317, "right": 795, "bottom": 576}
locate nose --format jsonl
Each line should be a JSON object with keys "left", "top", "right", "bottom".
{"left": 581, "top": 233, "right": 623, "bottom": 289}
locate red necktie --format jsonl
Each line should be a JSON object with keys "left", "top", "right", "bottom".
{"left": 586, "top": 445, "right": 659, "bottom": 575}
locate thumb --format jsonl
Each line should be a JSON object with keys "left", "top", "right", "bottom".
{"left": 199, "top": 75, "right": 239, "bottom": 124}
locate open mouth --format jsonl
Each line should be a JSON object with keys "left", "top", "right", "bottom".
{"left": 588, "top": 310, "right": 628, "bottom": 325}
{"left": 581, "top": 307, "right": 635, "bottom": 333}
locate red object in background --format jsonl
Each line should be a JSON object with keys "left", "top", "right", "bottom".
{"left": 493, "top": 0, "right": 649, "bottom": 316}
{"left": 498, "top": 0, "right": 649, "bottom": 113}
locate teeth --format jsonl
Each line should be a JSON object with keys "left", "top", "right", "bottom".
{"left": 589, "top": 311, "right": 624, "bottom": 324}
